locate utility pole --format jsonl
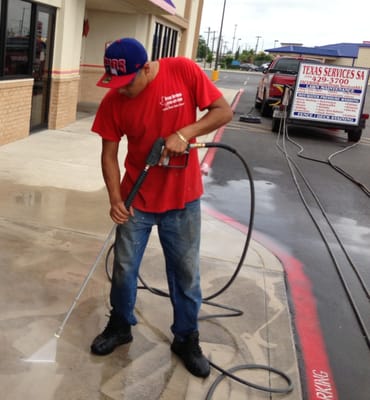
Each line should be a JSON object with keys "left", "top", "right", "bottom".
{"left": 210, "top": 31, "right": 217, "bottom": 68}
{"left": 231, "top": 24, "right": 237, "bottom": 54}
{"left": 255, "top": 36, "right": 261, "bottom": 54}
{"left": 223, "top": 41, "right": 228, "bottom": 57}
{"left": 203, "top": 27, "right": 211, "bottom": 68}
{"left": 236, "top": 38, "right": 241, "bottom": 53}
{"left": 212, "top": 0, "right": 227, "bottom": 81}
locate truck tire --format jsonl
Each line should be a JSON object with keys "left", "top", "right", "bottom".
{"left": 254, "top": 90, "right": 261, "bottom": 109}
{"left": 261, "top": 100, "right": 271, "bottom": 117}
{"left": 347, "top": 128, "right": 362, "bottom": 142}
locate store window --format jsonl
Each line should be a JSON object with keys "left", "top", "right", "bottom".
{"left": 0, "top": 0, "right": 56, "bottom": 130}
{"left": 151, "top": 22, "right": 178, "bottom": 60}
{"left": 1, "top": 0, "right": 32, "bottom": 77}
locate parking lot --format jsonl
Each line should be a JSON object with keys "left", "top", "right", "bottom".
{"left": 207, "top": 69, "right": 370, "bottom": 400}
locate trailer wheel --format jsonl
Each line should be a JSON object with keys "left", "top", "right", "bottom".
{"left": 347, "top": 128, "right": 362, "bottom": 142}
{"left": 272, "top": 117, "right": 280, "bottom": 132}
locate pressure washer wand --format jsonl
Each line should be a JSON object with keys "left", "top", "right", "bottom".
{"left": 55, "top": 137, "right": 230, "bottom": 339}
{"left": 124, "top": 137, "right": 165, "bottom": 208}
{"left": 54, "top": 138, "right": 166, "bottom": 339}
{"left": 54, "top": 226, "right": 116, "bottom": 338}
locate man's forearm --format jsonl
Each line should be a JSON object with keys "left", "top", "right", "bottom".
{"left": 101, "top": 155, "right": 123, "bottom": 206}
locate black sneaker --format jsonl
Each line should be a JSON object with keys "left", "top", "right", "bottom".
{"left": 90, "top": 311, "right": 133, "bottom": 355}
{"left": 171, "top": 331, "right": 210, "bottom": 378}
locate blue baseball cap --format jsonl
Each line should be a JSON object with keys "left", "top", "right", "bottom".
{"left": 97, "top": 38, "right": 148, "bottom": 89}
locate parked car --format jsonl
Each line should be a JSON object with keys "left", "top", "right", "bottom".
{"left": 240, "top": 62, "right": 258, "bottom": 71}
{"left": 255, "top": 56, "right": 321, "bottom": 116}
{"left": 255, "top": 62, "right": 270, "bottom": 72}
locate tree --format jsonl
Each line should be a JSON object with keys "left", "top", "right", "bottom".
{"left": 206, "top": 52, "right": 213, "bottom": 65}
{"left": 254, "top": 51, "right": 273, "bottom": 65}
{"left": 197, "top": 36, "right": 208, "bottom": 60}
{"left": 240, "top": 49, "right": 255, "bottom": 63}
{"left": 224, "top": 55, "right": 234, "bottom": 69}
{"left": 239, "top": 49, "right": 272, "bottom": 65}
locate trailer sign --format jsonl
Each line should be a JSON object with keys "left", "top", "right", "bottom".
{"left": 290, "top": 63, "right": 369, "bottom": 126}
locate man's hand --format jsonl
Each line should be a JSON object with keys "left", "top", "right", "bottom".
{"left": 110, "top": 201, "right": 134, "bottom": 224}
{"left": 159, "top": 132, "right": 188, "bottom": 165}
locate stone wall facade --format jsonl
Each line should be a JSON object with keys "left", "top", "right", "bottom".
{"left": 0, "top": 79, "right": 33, "bottom": 146}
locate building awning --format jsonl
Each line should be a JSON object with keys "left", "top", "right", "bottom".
{"left": 148, "top": 0, "right": 176, "bottom": 15}
{"left": 86, "top": 0, "right": 176, "bottom": 16}
{"left": 265, "top": 43, "right": 360, "bottom": 59}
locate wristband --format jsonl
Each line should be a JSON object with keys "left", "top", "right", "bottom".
{"left": 176, "top": 131, "right": 189, "bottom": 144}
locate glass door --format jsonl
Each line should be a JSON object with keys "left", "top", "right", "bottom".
{"left": 30, "top": 5, "right": 55, "bottom": 131}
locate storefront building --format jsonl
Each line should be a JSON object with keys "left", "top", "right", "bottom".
{"left": 266, "top": 43, "right": 370, "bottom": 67}
{"left": 0, "top": 0, "right": 203, "bottom": 145}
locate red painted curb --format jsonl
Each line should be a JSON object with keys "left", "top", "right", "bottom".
{"left": 200, "top": 89, "right": 244, "bottom": 175}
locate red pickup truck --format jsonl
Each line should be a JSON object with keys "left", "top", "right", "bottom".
{"left": 255, "top": 56, "right": 320, "bottom": 117}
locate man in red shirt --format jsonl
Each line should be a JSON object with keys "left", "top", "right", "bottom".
{"left": 91, "top": 37, "right": 232, "bottom": 378}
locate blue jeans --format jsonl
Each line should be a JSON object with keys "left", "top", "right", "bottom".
{"left": 110, "top": 198, "right": 202, "bottom": 338}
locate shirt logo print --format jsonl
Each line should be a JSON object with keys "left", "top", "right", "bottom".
{"left": 160, "top": 92, "right": 185, "bottom": 111}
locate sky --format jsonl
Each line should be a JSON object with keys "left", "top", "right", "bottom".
{"left": 200, "top": 0, "right": 370, "bottom": 53}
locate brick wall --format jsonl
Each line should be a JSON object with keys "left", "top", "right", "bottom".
{"left": 78, "top": 67, "right": 107, "bottom": 105}
{"left": 49, "top": 76, "right": 80, "bottom": 130}
{"left": 0, "top": 79, "right": 33, "bottom": 145}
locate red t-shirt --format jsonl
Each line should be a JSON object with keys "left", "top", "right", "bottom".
{"left": 92, "top": 57, "right": 222, "bottom": 212}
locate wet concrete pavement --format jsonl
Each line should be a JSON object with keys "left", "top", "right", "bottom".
{"left": 0, "top": 89, "right": 303, "bottom": 399}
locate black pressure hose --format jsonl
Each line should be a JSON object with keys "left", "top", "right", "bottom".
{"left": 106, "top": 141, "right": 255, "bottom": 311}
{"left": 191, "top": 142, "right": 255, "bottom": 302}
{"left": 104, "top": 138, "right": 294, "bottom": 396}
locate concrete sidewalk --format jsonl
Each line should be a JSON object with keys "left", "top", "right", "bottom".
{"left": 0, "top": 88, "right": 303, "bottom": 399}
